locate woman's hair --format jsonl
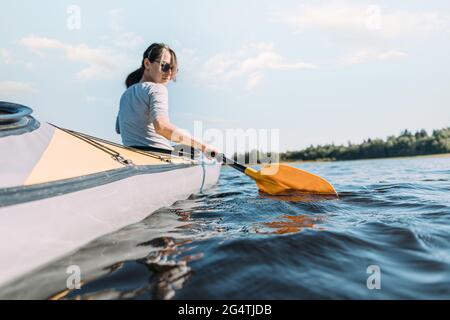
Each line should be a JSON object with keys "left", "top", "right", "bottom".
{"left": 125, "top": 43, "right": 178, "bottom": 88}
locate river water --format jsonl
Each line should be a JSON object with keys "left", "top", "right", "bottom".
{"left": 2, "top": 156, "right": 450, "bottom": 299}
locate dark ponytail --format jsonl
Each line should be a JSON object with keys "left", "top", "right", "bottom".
{"left": 125, "top": 67, "right": 144, "bottom": 88}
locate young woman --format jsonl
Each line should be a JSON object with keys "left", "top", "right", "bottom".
{"left": 116, "top": 43, "right": 218, "bottom": 157}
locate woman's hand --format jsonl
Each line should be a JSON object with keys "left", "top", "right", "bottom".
{"left": 202, "top": 144, "right": 221, "bottom": 160}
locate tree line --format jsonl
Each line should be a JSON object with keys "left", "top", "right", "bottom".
{"left": 232, "top": 127, "right": 450, "bottom": 163}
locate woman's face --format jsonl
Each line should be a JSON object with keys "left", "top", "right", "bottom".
{"left": 143, "top": 49, "right": 174, "bottom": 84}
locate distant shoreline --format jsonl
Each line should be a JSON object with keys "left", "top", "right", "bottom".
{"left": 280, "top": 153, "right": 450, "bottom": 164}
{"left": 223, "top": 153, "right": 450, "bottom": 166}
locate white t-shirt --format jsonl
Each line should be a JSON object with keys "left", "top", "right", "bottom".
{"left": 116, "top": 82, "right": 172, "bottom": 150}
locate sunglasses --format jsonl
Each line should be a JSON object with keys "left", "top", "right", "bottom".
{"left": 154, "top": 60, "right": 173, "bottom": 73}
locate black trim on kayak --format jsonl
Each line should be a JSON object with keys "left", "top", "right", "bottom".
{"left": 132, "top": 145, "right": 199, "bottom": 160}
{"left": 0, "top": 163, "right": 195, "bottom": 209}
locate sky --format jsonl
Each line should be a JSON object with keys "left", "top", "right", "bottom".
{"left": 1, "top": 0, "right": 449, "bottom": 154}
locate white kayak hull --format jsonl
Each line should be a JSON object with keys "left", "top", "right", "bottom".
{"left": 0, "top": 161, "right": 220, "bottom": 289}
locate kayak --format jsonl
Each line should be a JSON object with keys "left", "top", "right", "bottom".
{"left": 0, "top": 101, "right": 221, "bottom": 289}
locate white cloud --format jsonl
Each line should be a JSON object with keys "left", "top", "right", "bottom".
{"left": 76, "top": 65, "right": 109, "bottom": 81}
{"left": 378, "top": 50, "right": 408, "bottom": 61}
{"left": 196, "top": 42, "right": 317, "bottom": 90}
{"left": 113, "top": 32, "right": 144, "bottom": 48}
{"left": 64, "top": 44, "right": 115, "bottom": 69}
{"left": 274, "top": 2, "right": 448, "bottom": 38}
{"left": 343, "top": 49, "right": 408, "bottom": 65}
{"left": 381, "top": 11, "right": 447, "bottom": 38}
{"left": 18, "top": 36, "right": 65, "bottom": 52}
{"left": 18, "top": 35, "right": 121, "bottom": 80}
{"left": 274, "top": 3, "right": 369, "bottom": 32}
{"left": 0, "top": 48, "right": 16, "bottom": 64}
{"left": 1, "top": 48, "right": 35, "bottom": 69}
{"left": 0, "top": 81, "right": 38, "bottom": 97}
{"left": 246, "top": 72, "right": 264, "bottom": 90}
{"left": 272, "top": 2, "right": 438, "bottom": 67}
{"left": 106, "top": 9, "right": 144, "bottom": 49}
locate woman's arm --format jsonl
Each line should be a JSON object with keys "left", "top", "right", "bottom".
{"left": 154, "top": 116, "right": 218, "bottom": 154}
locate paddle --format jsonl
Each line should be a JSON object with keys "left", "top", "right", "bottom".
{"left": 125, "top": 144, "right": 337, "bottom": 197}
{"left": 214, "top": 153, "right": 338, "bottom": 196}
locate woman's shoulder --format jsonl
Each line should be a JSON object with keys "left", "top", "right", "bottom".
{"left": 139, "top": 82, "right": 168, "bottom": 95}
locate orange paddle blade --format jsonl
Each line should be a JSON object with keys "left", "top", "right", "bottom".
{"left": 244, "top": 164, "right": 338, "bottom": 196}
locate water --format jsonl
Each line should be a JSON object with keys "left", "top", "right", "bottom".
{"left": 3, "top": 156, "right": 450, "bottom": 299}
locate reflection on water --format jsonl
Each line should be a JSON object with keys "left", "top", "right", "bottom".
{"left": 51, "top": 206, "right": 216, "bottom": 300}
{"left": 56, "top": 236, "right": 202, "bottom": 300}
{"left": 140, "top": 237, "right": 200, "bottom": 300}
{"left": 259, "top": 215, "right": 325, "bottom": 235}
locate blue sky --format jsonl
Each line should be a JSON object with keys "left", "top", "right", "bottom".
{"left": 1, "top": 0, "right": 449, "bottom": 153}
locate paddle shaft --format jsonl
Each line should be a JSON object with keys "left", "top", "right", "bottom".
{"left": 210, "top": 152, "right": 247, "bottom": 173}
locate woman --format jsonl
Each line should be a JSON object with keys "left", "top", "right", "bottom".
{"left": 116, "top": 43, "right": 217, "bottom": 157}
